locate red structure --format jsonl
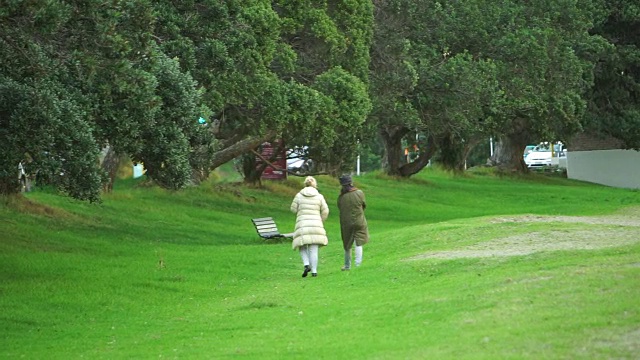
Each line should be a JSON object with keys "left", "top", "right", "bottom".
{"left": 257, "top": 141, "right": 287, "bottom": 180}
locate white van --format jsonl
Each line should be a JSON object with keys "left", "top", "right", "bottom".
{"left": 524, "top": 142, "right": 566, "bottom": 168}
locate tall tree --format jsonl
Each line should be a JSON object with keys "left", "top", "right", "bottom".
{"left": 486, "top": 0, "right": 608, "bottom": 170}
{"left": 154, "top": 1, "right": 374, "bottom": 181}
{"left": 370, "top": 0, "right": 500, "bottom": 176}
{"left": 0, "top": 1, "right": 113, "bottom": 201}
{"left": 136, "top": 51, "right": 209, "bottom": 189}
{"left": 1, "top": 0, "right": 211, "bottom": 196}
{"left": 274, "top": 0, "right": 374, "bottom": 175}
{"left": 583, "top": 0, "right": 640, "bottom": 149}
{"left": 1, "top": 0, "right": 374, "bottom": 198}
{"left": 370, "top": 0, "right": 606, "bottom": 175}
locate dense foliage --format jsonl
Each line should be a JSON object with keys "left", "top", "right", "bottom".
{"left": 1, "top": 1, "right": 373, "bottom": 198}
{"left": 1, "top": 0, "right": 637, "bottom": 198}
{"left": 583, "top": 0, "right": 640, "bottom": 149}
{"left": 369, "top": 0, "right": 610, "bottom": 175}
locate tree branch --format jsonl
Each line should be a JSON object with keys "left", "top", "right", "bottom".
{"left": 210, "top": 130, "right": 277, "bottom": 170}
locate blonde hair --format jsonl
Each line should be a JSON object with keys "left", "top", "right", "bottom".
{"left": 304, "top": 176, "right": 317, "bottom": 188}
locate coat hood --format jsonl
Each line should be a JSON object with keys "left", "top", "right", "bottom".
{"left": 300, "top": 186, "right": 320, "bottom": 197}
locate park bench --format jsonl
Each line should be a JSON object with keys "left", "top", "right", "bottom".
{"left": 251, "top": 217, "right": 293, "bottom": 240}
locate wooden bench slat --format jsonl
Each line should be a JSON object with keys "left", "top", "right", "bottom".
{"left": 251, "top": 217, "right": 293, "bottom": 239}
{"left": 256, "top": 228, "right": 278, "bottom": 233}
{"left": 254, "top": 222, "right": 278, "bottom": 228}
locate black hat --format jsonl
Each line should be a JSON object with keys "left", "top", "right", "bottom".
{"left": 339, "top": 174, "right": 352, "bottom": 186}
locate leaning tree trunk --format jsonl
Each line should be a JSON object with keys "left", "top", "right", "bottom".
{"left": 490, "top": 118, "right": 531, "bottom": 172}
{"left": 209, "top": 130, "right": 277, "bottom": 171}
{"left": 380, "top": 125, "right": 438, "bottom": 177}
{"left": 398, "top": 134, "right": 437, "bottom": 177}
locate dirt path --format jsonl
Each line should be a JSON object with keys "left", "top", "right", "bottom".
{"left": 408, "top": 208, "right": 640, "bottom": 260}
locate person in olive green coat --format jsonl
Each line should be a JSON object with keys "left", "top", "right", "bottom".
{"left": 337, "top": 174, "right": 369, "bottom": 270}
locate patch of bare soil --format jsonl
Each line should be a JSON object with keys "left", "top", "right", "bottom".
{"left": 408, "top": 210, "right": 640, "bottom": 261}
{"left": 490, "top": 214, "right": 640, "bottom": 227}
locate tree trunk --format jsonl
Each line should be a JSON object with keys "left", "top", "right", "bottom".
{"left": 438, "top": 134, "right": 467, "bottom": 173}
{"left": 490, "top": 118, "right": 531, "bottom": 172}
{"left": 243, "top": 139, "right": 288, "bottom": 184}
{"left": 460, "top": 136, "right": 484, "bottom": 171}
{"left": 190, "top": 167, "right": 208, "bottom": 185}
{"left": 209, "top": 130, "right": 277, "bottom": 171}
{"left": 241, "top": 153, "right": 264, "bottom": 184}
{"left": 380, "top": 125, "right": 410, "bottom": 176}
{"left": 398, "top": 134, "right": 437, "bottom": 177}
{"left": 100, "top": 145, "right": 121, "bottom": 193}
{"left": 439, "top": 135, "right": 484, "bottom": 172}
{"left": 380, "top": 126, "right": 439, "bottom": 177}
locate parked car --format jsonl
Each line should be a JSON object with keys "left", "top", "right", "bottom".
{"left": 523, "top": 145, "right": 536, "bottom": 157}
{"left": 286, "top": 147, "right": 313, "bottom": 174}
{"left": 524, "top": 142, "right": 566, "bottom": 168}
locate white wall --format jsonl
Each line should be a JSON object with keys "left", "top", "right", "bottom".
{"left": 567, "top": 149, "right": 640, "bottom": 189}
{"left": 550, "top": 156, "right": 567, "bottom": 168}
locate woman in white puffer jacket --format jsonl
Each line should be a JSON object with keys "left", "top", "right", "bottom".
{"left": 290, "top": 176, "right": 329, "bottom": 278}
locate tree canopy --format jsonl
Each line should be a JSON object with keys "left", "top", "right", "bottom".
{"left": 583, "top": 0, "right": 640, "bottom": 149}
{"left": 1, "top": 0, "right": 373, "bottom": 199}
{"left": 1, "top": 0, "right": 637, "bottom": 199}
{"left": 369, "top": 0, "right": 610, "bottom": 175}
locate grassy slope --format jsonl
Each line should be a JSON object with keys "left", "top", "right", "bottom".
{"left": 1, "top": 168, "right": 639, "bottom": 359}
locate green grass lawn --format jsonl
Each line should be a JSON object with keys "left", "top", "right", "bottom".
{"left": 1, "top": 168, "right": 639, "bottom": 359}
